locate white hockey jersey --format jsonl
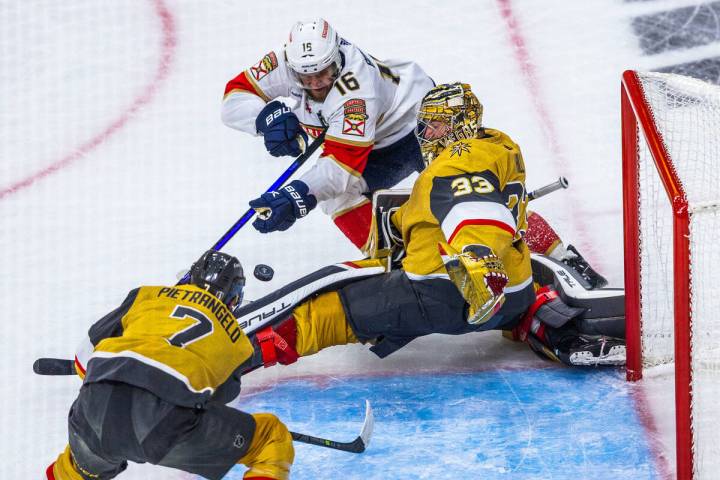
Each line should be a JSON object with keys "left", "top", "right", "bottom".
{"left": 222, "top": 39, "right": 433, "bottom": 204}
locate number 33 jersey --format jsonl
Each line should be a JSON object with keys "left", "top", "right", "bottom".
{"left": 222, "top": 38, "right": 433, "bottom": 203}
{"left": 395, "top": 128, "right": 533, "bottom": 293}
{"left": 74, "top": 285, "right": 254, "bottom": 407}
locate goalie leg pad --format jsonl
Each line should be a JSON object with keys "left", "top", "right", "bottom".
{"left": 339, "top": 270, "right": 473, "bottom": 358}
{"left": 512, "top": 286, "right": 584, "bottom": 341}
{"left": 255, "top": 318, "right": 299, "bottom": 368}
{"left": 515, "top": 287, "right": 626, "bottom": 366}
{"left": 293, "top": 291, "right": 358, "bottom": 357}
{"left": 256, "top": 291, "right": 360, "bottom": 367}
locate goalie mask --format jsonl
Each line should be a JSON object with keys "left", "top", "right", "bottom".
{"left": 190, "top": 250, "right": 246, "bottom": 309}
{"left": 415, "top": 83, "right": 483, "bottom": 165}
{"left": 285, "top": 18, "right": 342, "bottom": 91}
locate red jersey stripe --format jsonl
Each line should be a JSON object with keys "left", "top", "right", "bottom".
{"left": 322, "top": 139, "right": 374, "bottom": 176}
{"left": 223, "top": 71, "right": 265, "bottom": 100}
{"left": 447, "top": 219, "right": 516, "bottom": 244}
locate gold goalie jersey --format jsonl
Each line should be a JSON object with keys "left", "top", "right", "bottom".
{"left": 74, "top": 285, "right": 255, "bottom": 408}
{"left": 395, "top": 128, "right": 533, "bottom": 294}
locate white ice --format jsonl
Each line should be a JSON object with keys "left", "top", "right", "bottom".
{"left": 0, "top": 0, "right": 694, "bottom": 478}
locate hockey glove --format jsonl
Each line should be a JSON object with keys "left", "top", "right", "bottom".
{"left": 249, "top": 180, "right": 317, "bottom": 233}
{"left": 441, "top": 243, "right": 508, "bottom": 325}
{"left": 255, "top": 101, "right": 308, "bottom": 157}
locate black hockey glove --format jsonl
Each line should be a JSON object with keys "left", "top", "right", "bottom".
{"left": 249, "top": 180, "right": 317, "bottom": 233}
{"left": 255, "top": 101, "right": 308, "bottom": 157}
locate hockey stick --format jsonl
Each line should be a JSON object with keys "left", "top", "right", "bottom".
{"left": 33, "top": 175, "right": 568, "bottom": 377}
{"left": 291, "top": 400, "right": 374, "bottom": 453}
{"left": 35, "top": 354, "right": 373, "bottom": 453}
{"left": 211, "top": 130, "right": 327, "bottom": 251}
{"left": 528, "top": 176, "right": 568, "bottom": 201}
{"left": 177, "top": 130, "right": 327, "bottom": 284}
{"left": 35, "top": 133, "right": 326, "bottom": 377}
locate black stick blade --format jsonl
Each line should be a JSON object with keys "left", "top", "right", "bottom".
{"left": 289, "top": 400, "right": 374, "bottom": 454}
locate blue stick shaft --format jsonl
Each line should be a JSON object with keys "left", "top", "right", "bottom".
{"left": 178, "top": 132, "right": 326, "bottom": 284}
{"left": 210, "top": 159, "right": 304, "bottom": 251}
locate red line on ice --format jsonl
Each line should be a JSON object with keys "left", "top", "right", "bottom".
{"left": 496, "top": 0, "right": 602, "bottom": 269}
{"left": 630, "top": 384, "right": 675, "bottom": 479}
{"left": 496, "top": 3, "right": 670, "bottom": 476}
{"left": 0, "top": 0, "right": 176, "bottom": 201}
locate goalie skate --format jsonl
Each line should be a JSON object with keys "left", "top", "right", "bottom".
{"left": 560, "top": 335, "right": 626, "bottom": 366}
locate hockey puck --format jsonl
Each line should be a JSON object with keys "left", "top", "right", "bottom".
{"left": 253, "top": 264, "right": 274, "bottom": 282}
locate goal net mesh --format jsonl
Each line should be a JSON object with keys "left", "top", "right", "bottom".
{"left": 635, "top": 71, "right": 720, "bottom": 476}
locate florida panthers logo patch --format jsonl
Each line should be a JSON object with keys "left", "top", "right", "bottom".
{"left": 250, "top": 51, "right": 278, "bottom": 81}
{"left": 342, "top": 98, "right": 368, "bottom": 136}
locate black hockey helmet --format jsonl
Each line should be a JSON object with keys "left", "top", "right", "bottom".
{"left": 189, "top": 250, "right": 245, "bottom": 309}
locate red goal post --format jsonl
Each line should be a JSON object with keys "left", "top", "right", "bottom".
{"left": 622, "top": 70, "right": 720, "bottom": 480}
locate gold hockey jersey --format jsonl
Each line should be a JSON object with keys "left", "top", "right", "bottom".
{"left": 395, "top": 128, "right": 533, "bottom": 293}
{"left": 76, "top": 285, "right": 255, "bottom": 407}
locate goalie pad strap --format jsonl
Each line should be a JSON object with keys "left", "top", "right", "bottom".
{"left": 255, "top": 321, "right": 299, "bottom": 367}
{"left": 514, "top": 286, "right": 558, "bottom": 342}
{"left": 513, "top": 286, "right": 587, "bottom": 342}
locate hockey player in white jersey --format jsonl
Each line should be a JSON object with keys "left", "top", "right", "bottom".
{"left": 222, "top": 18, "right": 608, "bottom": 288}
{"left": 222, "top": 18, "right": 434, "bottom": 250}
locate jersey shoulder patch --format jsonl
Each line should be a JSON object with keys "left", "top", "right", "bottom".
{"left": 249, "top": 51, "right": 279, "bottom": 82}
{"left": 342, "top": 98, "right": 368, "bottom": 136}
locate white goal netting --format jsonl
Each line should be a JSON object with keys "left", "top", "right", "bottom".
{"left": 634, "top": 71, "right": 720, "bottom": 477}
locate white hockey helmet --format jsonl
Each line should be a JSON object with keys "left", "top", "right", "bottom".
{"left": 285, "top": 18, "right": 342, "bottom": 77}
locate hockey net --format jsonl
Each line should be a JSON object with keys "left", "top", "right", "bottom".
{"left": 622, "top": 70, "right": 720, "bottom": 479}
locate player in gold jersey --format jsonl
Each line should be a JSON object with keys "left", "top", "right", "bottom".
{"left": 239, "top": 83, "right": 625, "bottom": 372}
{"left": 46, "top": 251, "right": 295, "bottom": 480}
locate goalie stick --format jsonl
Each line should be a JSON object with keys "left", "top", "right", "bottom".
{"left": 528, "top": 176, "right": 568, "bottom": 201}
{"left": 32, "top": 175, "right": 570, "bottom": 377}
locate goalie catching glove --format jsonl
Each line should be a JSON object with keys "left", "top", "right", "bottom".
{"left": 440, "top": 243, "right": 508, "bottom": 325}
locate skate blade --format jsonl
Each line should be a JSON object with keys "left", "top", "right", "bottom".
{"left": 569, "top": 345, "right": 626, "bottom": 366}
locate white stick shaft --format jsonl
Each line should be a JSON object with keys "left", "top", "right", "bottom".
{"left": 528, "top": 176, "right": 569, "bottom": 201}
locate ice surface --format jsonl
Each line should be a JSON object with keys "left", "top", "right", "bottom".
{"left": 4, "top": 0, "right": 716, "bottom": 478}
{"left": 232, "top": 369, "right": 657, "bottom": 479}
